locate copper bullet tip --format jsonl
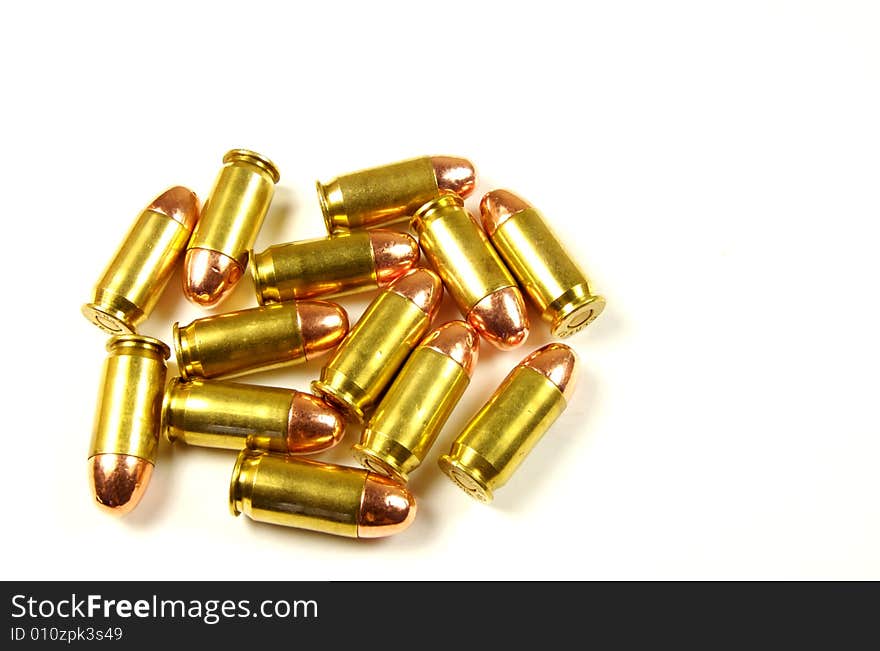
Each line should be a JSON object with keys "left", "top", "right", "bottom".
{"left": 521, "top": 343, "right": 579, "bottom": 401}
{"left": 148, "top": 186, "right": 200, "bottom": 231}
{"left": 357, "top": 474, "right": 417, "bottom": 538}
{"left": 368, "top": 231, "right": 420, "bottom": 287}
{"left": 479, "top": 189, "right": 530, "bottom": 236}
{"left": 287, "top": 392, "right": 346, "bottom": 454}
{"left": 387, "top": 268, "right": 443, "bottom": 318}
{"left": 430, "top": 156, "right": 477, "bottom": 198}
{"left": 183, "top": 248, "right": 244, "bottom": 307}
{"left": 419, "top": 320, "right": 480, "bottom": 376}
{"left": 467, "top": 287, "right": 530, "bottom": 350}
{"left": 88, "top": 454, "right": 153, "bottom": 516}
{"left": 296, "top": 301, "right": 349, "bottom": 361}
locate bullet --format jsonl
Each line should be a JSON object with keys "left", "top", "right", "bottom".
{"left": 317, "top": 155, "right": 476, "bottom": 233}
{"left": 173, "top": 301, "right": 347, "bottom": 380}
{"left": 230, "top": 450, "right": 416, "bottom": 538}
{"left": 353, "top": 321, "right": 479, "bottom": 483}
{"left": 89, "top": 335, "right": 169, "bottom": 514}
{"left": 439, "top": 343, "right": 577, "bottom": 503}
{"left": 251, "top": 230, "right": 419, "bottom": 304}
{"left": 480, "top": 190, "right": 605, "bottom": 338}
{"left": 163, "top": 378, "right": 344, "bottom": 455}
{"left": 312, "top": 268, "right": 442, "bottom": 423}
{"left": 184, "top": 149, "right": 279, "bottom": 307}
{"left": 412, "top": 193, "right": 529, "bottom": 350}
{"left": 82, "top": 186, "right": 199, "bottom": 335}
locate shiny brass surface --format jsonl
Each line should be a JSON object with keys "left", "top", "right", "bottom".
{"left": 480, "top": 190, "right": 605, "bottom": 338}
{"left": 230, "top": 451, "right": 416, "bottom": 538}
{"left": 89, "top": 335, "right": 169, "bottom": 513}
{"left": 162, "top": 378, "right": 344, "bottom": 455}
{"left": 412, "top": 193, "right": 529, "bottom": 349}
{"left": 173, "top": 301, "right": 347, "bottom": 380}
{"left": 353, "top": 321, "right": 478, "bottom": 483}
{"left": 317, "top": 155, "right": 475, "bottom": 233}
{"left": 184, "top": 149, "right": 279, "bottom": 306}
{"left": 438, "top": 343, "right": 577, "bottom": 503}
{"left": 251, "top": 231, "right": 417, "bottom": 304}
{"left": 311, "top": 269, "right": 441, "bottom": 423}
{"left": 83, "top": 187, "right": 198, "bottom": 334}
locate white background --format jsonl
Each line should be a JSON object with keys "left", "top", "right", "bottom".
{"left": 1, "top": 1, "right": 878, "bottom": 580}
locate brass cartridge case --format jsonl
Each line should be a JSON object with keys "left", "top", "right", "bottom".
{"left": 439, "top": 343, "right": 578, "bottom": 503}
{"left": 89, "top": 335, "right": 170, "bottom": 514}
{"left": 83, "top": 186, "right": 199, "bottom": 334}
{"left": 162, "top": 378, "right": 344, "bottom": 455}
{"left": 353, "top": 321, "right": 479, "bottom": 483}
{"left": 173, "top": 301, "right": 348, "bottom": 380}
{"left": 317, "top": 155, "right": 476, "bottom": 233}
{"left": 230, "top": 451, "right": 417, "bottom": 538}
{"left": 251, "top": 230, "right": 418, "bottom": 304}
{"left": 412, "top": 193, "right": 529, "bottom": 350}
{"left": 481, "top": 190, "right": 605, "bottom": 338}
{"left": 184, "top": 149, "right": 279, "bottom": 307}
{"left": 311, "top": 268, "right": 442, "bottom": 423}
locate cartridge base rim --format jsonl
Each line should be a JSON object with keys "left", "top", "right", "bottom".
{"left": 549, "top": 292, "right": 606, "bottom": 338}
{"left": 352, "top": 444, "right": 409, "bottom": 484}
{"left": 82, "top": 303, "right": 136, "bottom": 336}
{"left": 438, "top": 455, "right": 493, "bottom": 503}
{"left": 311, "top": 380, "right": 367, "bottom": 424}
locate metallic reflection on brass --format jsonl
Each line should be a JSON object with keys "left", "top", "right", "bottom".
{"left": 184, "top": 149, "right": 279, "bottom": 307}
{"left": 439, "top": 343, "right": 578, "bottom": 503}
{"left": 173, "top": 301, "right": 347, "bottom": 380}
{"left": 480, "top": 189, "right": 605, "bottom": 338}
{"left": 230, "top": 451, "right": 416, "bottom": 538}
{"left": 317, "top": 155, "right": 476, "bottom": 233}
{"left": 89, "top": 335, "right": 169, "bottom": 514}
{"left": 163, "top": 378, "right": 344, "bottom": 455}
{"left": 83, "top": 186, "right": 199, "bottom": 334}
{"left": 312, "top": 269, "right": 442, "bottom": 423}
{"left": 353, "top": 321, "right": 478, "bottom": 483}
{"left": 412, "top": 193, "right": 529, "bottom": 350}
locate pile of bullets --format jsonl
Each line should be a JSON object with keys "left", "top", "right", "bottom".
{"left": 83, "top": 151, "right": 604, "bottom": 539}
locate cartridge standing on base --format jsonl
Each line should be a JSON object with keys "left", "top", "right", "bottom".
{"left": 184, "top": 149, "right": 279, "bottom": 307}
{"left": 481, "top": 190, "right": 605, "bottom": 338}
{"left": 173, "top": 301, "right": 348, "bottom": 380}
{"left": 89, "top": 335, "right": 169, "bottom": 514}
{"left": 439, "top": 343, "right": 578, "bottom": 503}
{"left": 251, "top": 230, "right": 419, "bottom": 304}
{"left": 163, "top": 378, "right": 344, "bottom": 455}
{"left": 353, "top": 321, "right": 479, "bottom": 483}
{"left": 83, "top": 187, "right": 199, "bottom": 334}
{"left": 317, "top": 155, "right": 476, "bottom": 233}
{"left": 312, "top": 268, "right": 442, "bottom": 423}
{"left": 230, "top": 451, "right": 416, "bottom": 538}
{"left": 412, "top": 193, "right": 529, "bottom": 350}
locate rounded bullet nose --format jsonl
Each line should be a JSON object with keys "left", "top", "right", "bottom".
{"left": 357, "top": 475, "right": 417, "bottom": 538}
{"left": 431, "top": 156, "right": 477, "bottom": 198}
{"left": 297, "top": 301, "right": 349, "bottom": 361}
{"left": 183, "top": 248, "right": 244, "bottom": 307}
{"left": 388, "top": 268, "right": 443, "bottom": 317}
{"left": 369, "top": 231, "right": 420, "bottom": 286}
{"left": 521, "top": 343, "right": 579, "bottom": 401}
{"left": 286, "top": 393, "right": 346, "bottom": 454}
{"left": 89, "top": 454, "right": 153, "bottom": 515}
{"left": 479, "top": 189, "right": 530, "bottom": 236}
{"left": 467, "top": 287, "right": 530, "bottom": 350}
{"left": 420, "top": 320, "right": 480, "bottom": 376}
{"left": 149, "top": 186, "right": 200, "bottom": 231}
